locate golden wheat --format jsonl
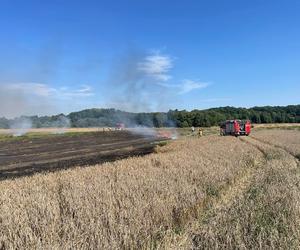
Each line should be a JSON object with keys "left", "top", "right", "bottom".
{"left": 0, "top": 130, "right": 299, "bottom": 249}
{"left": 0, "top": 135, "right": 262, "bottom": 249}
{"left": 167, "top": 131, "right": 300, "bottom": 249}
{"left": 252, "top": 129, "right": 300, "bottom": 156}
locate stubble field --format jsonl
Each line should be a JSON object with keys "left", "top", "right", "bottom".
{"left": 0, "top": 128, "right": 299, "bottom": 249}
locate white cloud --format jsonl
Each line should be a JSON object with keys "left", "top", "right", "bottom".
{"left": 77, "top": 85, "right": 92, "bottom": 93}
{"left": 156, "top": 79, "right": 210, "bottom": 95}
{"left": 179, "top": 80, "right": 210, "bottom": 94}
{"left": 135, "top": 51, "right": 211, "bottom": 96}
{"left": 59, "top": 84, "right": 94, "bottom": 97}
{"left": 7, "top": 83, "right": 57, "bottom": 97}
{"left": 136, "top": 51, "right": 210, "bottom": 95}
{"left": 138, "top": 52, "right": 173, "bottom": 81}
{"left": 3, "top": 83, "right": 94, "bottom": 98}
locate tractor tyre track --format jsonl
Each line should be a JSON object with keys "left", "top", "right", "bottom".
{"left": 159, "top": 137, "right": 266, "bottom": 248}
{"left": 240, "top": 136, "right": 299, "bottom": 165}
{"left": 250, "top": 135, "right": 300, "bottom": 161}
{"left": 164, "top": 135, "right": 299, "bottom": 249}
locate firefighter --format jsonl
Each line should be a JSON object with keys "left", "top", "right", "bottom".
{"left": 191, "top": 126, "right": 195, "bottom": 133}
{"left": 198, "top": 128, "right": 203, "bottom": 137}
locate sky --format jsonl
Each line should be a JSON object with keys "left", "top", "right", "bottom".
{"left": 0, "top": 0, "right": 299, "bottom": 117}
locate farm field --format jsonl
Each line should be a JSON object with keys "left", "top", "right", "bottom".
{"left": 1, "top": 0, "right": 299, "bottom": 248}
{"left": 253, "top": 123, "right": 300, "bottom": 129}
{"left": 250, "top": 129, "right": 300, "bottom": 158}
{"left": 0, "top": 127, "right": 108, "bottom": 135}
{"left": 0, "top": 131, "right": 163, "bottom": 180}
{"left": 0, "top": 128, "right": 299, "bottom": 249}
{"left": 0, "top": 126, "right": 216, "bottom": 137}
{"left": 0, "top": 126, "right": 220, "bottom": 180}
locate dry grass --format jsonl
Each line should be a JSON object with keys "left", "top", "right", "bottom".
{"left": 253, "top": 123, "right": 300, "bottom": 129}
{"left": 0, "top": 126, "right": 218, "bottom": 138}
{"left": 179, "top": 157, "right": 300, "bottom": 249}
{"left": 0, "top": 123, "right": 298, "bottom": 135}
{"left": 0, "top": 129, "right": 299, "bottom": 249}
{"left": 252, "top": 129, "right": 300, "bottom": 157}
{"left": 167, "top": 131, "right": 300, "bottom": 249}
{"left": 0, "top": 135, "right": 260, "bottom": 249}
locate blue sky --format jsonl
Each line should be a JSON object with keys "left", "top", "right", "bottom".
{"left": 0, "top": 0, "right": 299, "bottom": 117}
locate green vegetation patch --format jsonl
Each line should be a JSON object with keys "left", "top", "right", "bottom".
{"left": 205, "top": 185, "right": 220, "bottom": 198}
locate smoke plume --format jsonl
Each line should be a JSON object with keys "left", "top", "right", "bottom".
{"left": 51, "top": 115, "right": 71, "bottom": 134}
{"left": 106, "top": 49, "right": 179, "bottom": 138}
{"left": 9, "top": 117, "right": 33, "bottom": 136}
{"left": 107, "top": 49, "right": 177, "bottom": 113}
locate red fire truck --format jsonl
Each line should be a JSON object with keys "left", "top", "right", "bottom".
{"left": 115, "top": 123, "right": 125, "bottom": 130}
{"left": 220, "top": 120, "right": 251, "bottom": 136}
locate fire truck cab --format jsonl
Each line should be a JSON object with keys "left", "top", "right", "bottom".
{"left": 116, "top": 123, "right": 125, "bottom": 130}
{"left": 220, "top": 120, "right": 251, "bottom": 136}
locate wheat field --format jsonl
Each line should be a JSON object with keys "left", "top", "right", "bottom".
{"left": 250, "top": 129, "right": 300, "bottom": 157}
{"left": 0, "top": 130, "right": 299, "bottom": 249}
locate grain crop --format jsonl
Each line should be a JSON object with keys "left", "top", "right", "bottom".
{"left": 0, "top": 129, "right": 299, "bottom": 249}
{"left": 252, "top": 129, "right": 300, "bottom": 157}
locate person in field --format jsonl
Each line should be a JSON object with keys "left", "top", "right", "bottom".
{"left": 198, "top": 128, "right": 203, "bottom": 137}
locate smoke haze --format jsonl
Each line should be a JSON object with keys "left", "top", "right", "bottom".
{"left": 0, "top": 83, "right": 56, "bottom": 119}
{"left": 106, "top": 49, "right": 180, "bottom": 138}
{"left": 107, "top": 49, "right": 177, "bottom": 113}
{"left": 9, "top": 117, "right": 33, "bottom": 136}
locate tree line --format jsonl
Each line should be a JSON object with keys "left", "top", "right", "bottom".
{"left": 0, "top": 105, "right": 299, "bottom": 129}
